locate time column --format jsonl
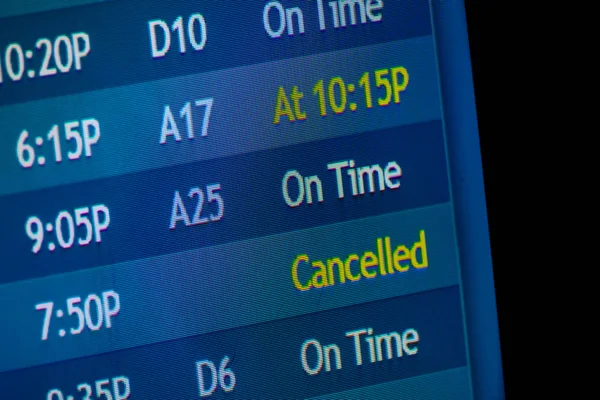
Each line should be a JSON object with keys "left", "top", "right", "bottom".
{"left": 15, "top": 118, "right": 111, "bottom": 254}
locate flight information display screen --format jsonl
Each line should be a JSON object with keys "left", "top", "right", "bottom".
{"left": 0, "top": 0, "right": 504, "bottom": 398}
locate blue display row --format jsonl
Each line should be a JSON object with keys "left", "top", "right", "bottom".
{"left": 0, "top": 203, "right": 461, "bottom": 372}
{"left": 0, "top": 286, "right": 468, "bottom": 398}
{"left": 0, "top": 36, "right": 442, "bottom": 197}
{"left": 0, "top": 0, "right": 432, "bottom": 106}
{"left": 0, "top": 120, "right": 451, "bottom": 284}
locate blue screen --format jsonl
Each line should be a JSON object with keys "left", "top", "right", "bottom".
{"left": 0, "top": 1, "right": 503, "bottom": 398}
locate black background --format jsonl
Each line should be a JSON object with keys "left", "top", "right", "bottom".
{"left": 463, "top": 1, "right": 547, "bottom": 397}
{"left": 464, "top": 1, "right": 515, "bottom": 397}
